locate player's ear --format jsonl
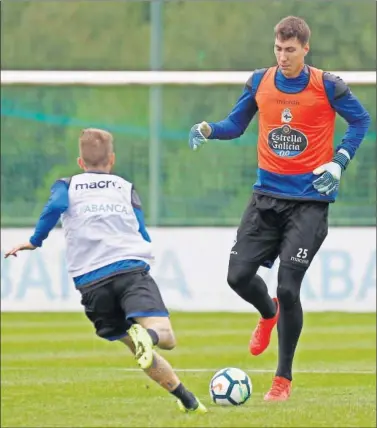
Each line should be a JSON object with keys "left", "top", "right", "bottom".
{"left": 77, "top": 157, "right": 85, "bottom": 170}
{"left": 110, "top": 152, "right": 116, "bottom": 166}
{"left": 304, "top": 43, "right": 310, "bottom": 56}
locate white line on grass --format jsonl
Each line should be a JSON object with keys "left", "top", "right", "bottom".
{"left": 116, "top": 368, "right": 376, "bottom": 375}
{"left": 1, "top": 367, "right": 375, "bottom": 374}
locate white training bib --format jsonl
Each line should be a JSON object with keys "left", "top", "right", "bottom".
{"left": 61, "top": 173, "right": 153, "bottom": 277}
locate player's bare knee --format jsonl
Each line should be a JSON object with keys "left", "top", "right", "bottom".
{"left": 134, "top": 316, "right": 176, "bottom": 349}
{"left": 150, "top": 323, "right": 176, "bottom": 349}
{"left": 158, "top": 330, "right": 176, "bottom": 350}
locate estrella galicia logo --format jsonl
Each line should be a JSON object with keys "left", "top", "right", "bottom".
{"left": 268, "top": 125, "right": 308, "bottom": 158}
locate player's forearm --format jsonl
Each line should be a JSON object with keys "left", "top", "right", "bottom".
{"left": 207, "top": 118, "right": 246, "bottom": 140}
{"left": 336, "top": 111, "right": 371, "bottom": 158}
{"left": 30, "top": 209, "right": 63, "bottom": 247}
{"left": 133, "top": 207, "right": 151, "bottom": 242}
{"left": 30, "top": 180, "right": 69, "bottom": 247}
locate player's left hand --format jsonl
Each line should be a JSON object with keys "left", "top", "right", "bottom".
{"left": 4, "top": 242, "right": 37, "bottom": 258}
{"left": 312, "top": 162, "right": 342, "bottom": 195}
{"left": 313, "top": 151, "right": 350, "bottom": 195}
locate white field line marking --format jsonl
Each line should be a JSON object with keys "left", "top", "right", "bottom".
{"left": 116, "top": 368, "right": 376, "bottom": 375}
{"left": 1, "top": 367, "right": 375, "bottom": 374}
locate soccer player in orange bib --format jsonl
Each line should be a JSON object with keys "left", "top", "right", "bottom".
{"left": 189, "top": 16, "right": 370, "bottom": 401}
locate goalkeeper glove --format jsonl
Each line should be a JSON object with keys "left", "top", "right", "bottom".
{"left": 188, "top": 122, "right": 212, "bottom": 150}
{"left": 313, "top": 150, "right": 350, "bottom": 195}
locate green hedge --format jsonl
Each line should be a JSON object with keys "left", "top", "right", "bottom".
{"left": 1, "top": 84, "right": 375, "bottom": 226}
{"left": 2, "top": 1, "right": 376, "bottom": 71}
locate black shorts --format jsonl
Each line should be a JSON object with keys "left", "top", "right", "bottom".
{"left": 230, "top": 193, "right": 329, "bottom": 270}
{"left": 80, "top": 270, "right": 169, "bottom": 341}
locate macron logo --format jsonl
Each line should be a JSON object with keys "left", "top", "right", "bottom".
{"left": 75, "top": 180, "right": 121, "bottom": 190}
{"left": 290, "top": 256, "right": 309, "bottom": 265}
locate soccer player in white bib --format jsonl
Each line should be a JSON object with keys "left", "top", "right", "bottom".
{"left": 4, "top": 128, "right": 207, "bottom": 415}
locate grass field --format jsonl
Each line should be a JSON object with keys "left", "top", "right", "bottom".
{"left": 1, "top": 312, "right": 376, "bottom": 427}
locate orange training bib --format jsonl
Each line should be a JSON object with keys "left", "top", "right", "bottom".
{"left": 255, "top": 66, "right": 336, "bottom": 175}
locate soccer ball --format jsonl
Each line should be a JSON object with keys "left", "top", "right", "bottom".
{"left": 209, "top": 367, "right": 252, "bottom": 406}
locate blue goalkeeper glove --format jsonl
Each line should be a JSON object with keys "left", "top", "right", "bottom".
{"left": 188, "top": 122, "right": 212, "bottom": 150}
{"left": 313, "top": 150, "right": 350, "bottom": 195}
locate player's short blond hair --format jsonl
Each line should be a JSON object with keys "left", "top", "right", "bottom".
{"left": 79, "top": 128, "right": 114, "bottom": 168}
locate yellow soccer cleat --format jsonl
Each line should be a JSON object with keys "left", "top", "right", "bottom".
{"left": 128, "top": 324, "right": 154, "bottom": 370}
{"left": 177, "top": 398, "right": 208, "bottom": 414}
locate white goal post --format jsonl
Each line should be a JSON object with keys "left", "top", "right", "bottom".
{"left": 1, "top": 70, "right": 376, "bottom": 85}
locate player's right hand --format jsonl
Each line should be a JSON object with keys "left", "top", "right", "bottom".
{"left": 188, "top": 121, "right": 212, "bottom": 151}
{"left": 4, "top": 242, "right": 37, "bottom": 258}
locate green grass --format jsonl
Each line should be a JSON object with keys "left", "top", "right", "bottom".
{"left": 1, "top": 312, "right": 376, "bottom": 427}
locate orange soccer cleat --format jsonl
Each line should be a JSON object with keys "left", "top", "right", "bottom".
{"left": 249, "top": 297, "right": 280, "bottom": 356}
{"left": 264, "top": 376, "right": 292, "bottom": 402}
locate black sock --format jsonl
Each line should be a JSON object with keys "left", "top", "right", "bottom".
{"left": 147, "top": 329, "right": 159, "bottom": 346}
{"left": 248, "top": 274, "right": 277, "bottom": 319}
{"left": 276, "top": 299, "right": 303, "bottom": 381}
{"left": 171, "top": 383, "right": 198, "bottom": 409}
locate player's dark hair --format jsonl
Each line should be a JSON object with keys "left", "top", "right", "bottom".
{"left": 274, "top": 16, "right": 311, "bottom": 46}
